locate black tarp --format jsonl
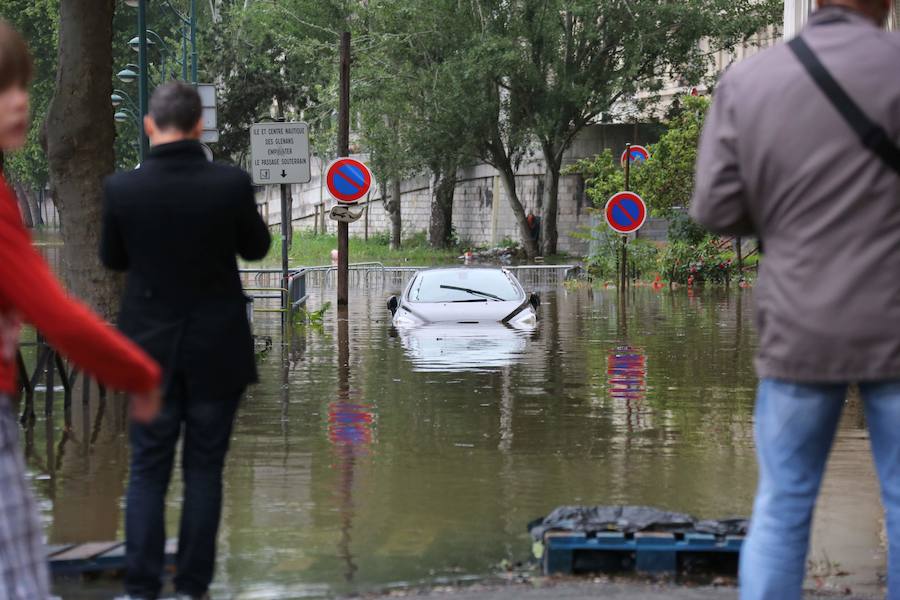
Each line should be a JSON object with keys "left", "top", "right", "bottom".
{"left": 528, "top": 506, "right": 748, "bottom": 540}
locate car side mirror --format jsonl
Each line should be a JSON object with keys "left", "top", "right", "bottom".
{"left": 529, "top": 293, "right": 541, "bottom": 310}
{"left": 387, "top": 295, "right": 399, "bottom": 315}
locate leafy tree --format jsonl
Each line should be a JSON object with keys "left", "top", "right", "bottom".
{"left": 637, "top": 95, "right": 710, "bottom": 215}
{"left": 201, "top": 0, "right": 344, "bottom": 165}
{"left": 355, "top": 0, "right": 478, "bottom": 249}
{"left": 505, "top": 0, "right": 781, "bottom": 256}
{"left": 569, "top": 94, "right": 711, "bottom": 216}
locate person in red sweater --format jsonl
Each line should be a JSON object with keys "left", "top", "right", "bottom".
{"left": 0, "top": 20, "right": 161, "bottom": 599}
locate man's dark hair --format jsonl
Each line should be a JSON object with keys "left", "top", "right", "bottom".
{"left": 149, "top": 81, "right": 202, "bottom": 133}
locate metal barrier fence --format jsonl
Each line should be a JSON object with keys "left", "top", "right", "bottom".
{"left": 292, "top": 263, "right": 577, "bottom": 291}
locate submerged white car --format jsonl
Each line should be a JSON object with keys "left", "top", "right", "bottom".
{"left": 387, "top": 267, "right": 540, "bottom": 328}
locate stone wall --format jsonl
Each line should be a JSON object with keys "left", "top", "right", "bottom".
{"left": 257, "top": 123, "right": 664, "bottom": 256}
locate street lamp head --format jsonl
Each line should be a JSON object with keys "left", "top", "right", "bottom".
{"left": 123, "top": 0, "right": 139, "bottom": 7}
{"left": 114, "top": 111, "right": 130, "bottom": 123}
{"left": 128, "top": 35, "right": 156, "bottom": 52}
{"left": 117, "top": 68, "right": 138, "bottom": 83}
{"left": 111, "top": 93, "right": 123, "bottom": 107}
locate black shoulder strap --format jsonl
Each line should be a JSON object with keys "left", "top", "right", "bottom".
{"left": 788, "top": 35, "right": 900, "bottom": 176}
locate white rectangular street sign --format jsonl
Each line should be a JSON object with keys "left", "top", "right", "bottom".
{"left": 249, "top": 122, "right": 311, "bottom": 185}
{"left": 197, "top": 83, "right": 219, "bottom": 144}
{"left": 197, "top": 84, "right": 216, "bottom": 108}
{"left": 200, "top": 129, "right": 219, "bottom": 143}
{"left": 201, "top": 107, "right": 217, "bottom": 130}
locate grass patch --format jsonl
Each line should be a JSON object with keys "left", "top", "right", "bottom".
{"left": 285, "top": 231, "right": 462, "bottom": 267}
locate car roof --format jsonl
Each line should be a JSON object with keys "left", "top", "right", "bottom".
{"left": 418, "top": 266, "right": 509, "bottom": 273}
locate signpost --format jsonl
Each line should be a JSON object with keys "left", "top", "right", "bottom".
{"left": 608, "top": 143, "right": 650, "bottom": 290}
{"left": 249, "top": 121, "right": 311, "bottom": 319}
{"left": 336, "top": 31, "right": 352, "bottom": 308}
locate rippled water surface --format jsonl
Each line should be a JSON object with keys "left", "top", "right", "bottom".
{"left": 17, "top": 256, "right": 883, "bottom": 598}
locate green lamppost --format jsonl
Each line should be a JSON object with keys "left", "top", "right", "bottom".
{"left": 120, "top": 0, "right": 198, "bottom": 161}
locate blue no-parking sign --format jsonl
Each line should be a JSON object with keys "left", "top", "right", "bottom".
{"left": 326, "top": 158, "right": 373, "bottom": 204}
{"left": 605, "top": 191, "right": 647, "bottom": 234}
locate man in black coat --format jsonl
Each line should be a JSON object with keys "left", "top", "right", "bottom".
{"left": 100, "top": 81, "right": 271, "bottom": 600}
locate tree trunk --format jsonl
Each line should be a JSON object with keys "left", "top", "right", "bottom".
{"left": 496, "top": 164, "right": 537, "bottom": 259}
{"left": 429, "top": 163, "right": 456, "bottom": 249}
{"left": 46, "top": 0, "right": 121, "bottom": 319}
{"left": 389, "top": 177, "right": 402, "bottom": 250}
{"left": 540, "top": 145, "right": 562, "bottom": 257}
{"left": 11, "top": 183, "right": 34, "bottom": 228}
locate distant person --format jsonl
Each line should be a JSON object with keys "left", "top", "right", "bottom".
{"left": 691, "top": 1, "right": 899, "bottom": 599}
{"left": 527, "top": 210, "right": 541, "bottom": 248}
{"left": 0, "top": 20, "right": 161, "bottom": 600}
{"left": 101, "top": 82, "right": 270, "bottom": 599}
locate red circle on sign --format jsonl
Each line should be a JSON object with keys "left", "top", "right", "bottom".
{"left": 326, "top": 158, "right": 373, "bottom": 204}
{"left": 605, "top": 191, "right": 647, "bottom": 234}
{"left": 621, "top": 145, "right": 650, "bottom": 168}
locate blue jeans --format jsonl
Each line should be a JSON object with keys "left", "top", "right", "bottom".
{"left": 125, "top": 374, "right": 241, "bottom": 599}
{"left": 740, "top": 380, "right": 900, "bottom": 600}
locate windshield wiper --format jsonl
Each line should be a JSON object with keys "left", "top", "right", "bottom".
{"left": 440, "top": 285, "right": 504, "bottom": 301}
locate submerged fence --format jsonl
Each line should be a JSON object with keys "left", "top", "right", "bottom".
{"left": 289, "top": 263, "right": 578, "bottom": 292}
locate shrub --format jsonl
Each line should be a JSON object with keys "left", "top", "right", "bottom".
{"left": 658, "top": 239, "right": 736, "bottom": 285}
{"left": 586, "top": 236, "right": 659, "bottom": 280}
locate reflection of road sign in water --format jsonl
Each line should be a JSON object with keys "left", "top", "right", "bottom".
{"left": 328, "top": 401, "right": 375, "bottom": 447}
{"left": 326, "top": 158, "right": 373, "bottom": 204}
{"left": 621, "top": 145, "right": 650, "bottom": 167}
{"left": 605, "top": 191, "right": 647, "bottom": 234}
{"left": 607, "top": 346, "right": 647, "bottom": 401}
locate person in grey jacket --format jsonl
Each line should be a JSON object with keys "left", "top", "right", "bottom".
{"left": 690, "top": 1, "right": 899, "bottom": 598}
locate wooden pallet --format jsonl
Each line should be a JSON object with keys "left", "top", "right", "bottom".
{"left": 47, "top": 539, "right": 177, "bottom": 576}
{"left": 544, "top": 531, "right": 744, "bottom": 576}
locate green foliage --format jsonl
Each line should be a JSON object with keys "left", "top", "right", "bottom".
{"left": 568, "top": 95, "right": 712, "bottom": 216}
{"left": 657, "top": 239, "right": 736, "bottom": 285}
{"left": 639, "top": 96, "right": 711, "bottom": 215}
{"left": 201, "top": 0, "right": 345, "bottom": 165}
{"left": 586, "top": 236, "right": 659, "bottom": 280}
{"left": 293, "top": 301, "right": 331, "bottom": 326}
{"left": 667, "top": 210, "right": 709, "bottom": 246}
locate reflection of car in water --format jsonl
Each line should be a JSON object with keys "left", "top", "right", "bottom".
{"left": 397, "top": 323, "right": 532, "bottom": 372}
{"left": 387, "top": 268, "right": 540, "bottom": 372}
{"left": 387, "top": 267, "right": 540, "bottom": 327}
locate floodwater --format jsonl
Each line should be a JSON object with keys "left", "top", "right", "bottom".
{"left": 16, "top": 263, "right": 885, "bottom": 598}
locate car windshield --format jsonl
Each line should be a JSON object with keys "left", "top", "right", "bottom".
{"left": 409, "top": 270, "right": 521, "bottom": 303}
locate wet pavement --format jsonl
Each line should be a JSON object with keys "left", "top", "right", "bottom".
{"left": 344, "top": 578, "right": 880, "bottom": 600}
{"left": 16, "top": 263, "right": 886, "bottom": 599}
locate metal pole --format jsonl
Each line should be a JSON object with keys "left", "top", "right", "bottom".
{"left": 137, "top": 0, "right": 150, "bottom": 160}
{"left": 181, "top": 24, "right": 188, "bottom": 80}
{"left": 337, "top": 31, "right": 351, "bottom": 307}
{"left": 190, "top": 0, "right": 198, "bottom": 84}
{"left": 621, "top": 143, "right": 631, "bottom": 291}
{"left": 281, "top": 183, "right": 291, "bottom": 319}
